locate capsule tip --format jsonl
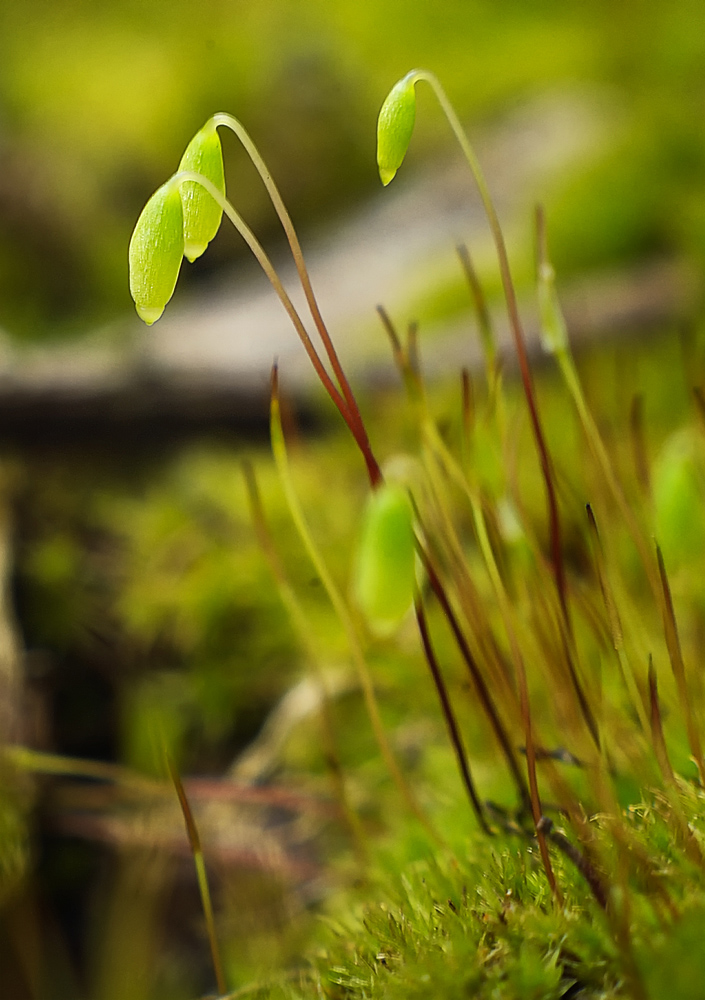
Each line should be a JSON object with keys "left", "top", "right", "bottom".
{"left": 136, "top": 305, "right": 165, "bottom": 325}
{"left": 184, "top": 241, "right": 208, "bottom": 263}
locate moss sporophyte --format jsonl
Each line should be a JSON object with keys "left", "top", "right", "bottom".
{"left": 128, "top": 179, "right": 184, "bottom": 325}
{"left": 126, "top": 78, "right": 579, "bottom": 889}
{"left": 177, "top": 121, "right": 225, "bottom": 263}
{"left": 127, "top": 74, "right": 705, "bottom": 999}
{"left": 352, "top": 482, "right": 415, "bottom": 635}
{"left": 376, "top": 70, "right": 417, "bottom": 186}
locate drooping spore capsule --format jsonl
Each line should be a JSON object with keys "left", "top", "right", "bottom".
{"left": 128, "top": 179, "right": 184, "bottom": 325}
{"left": 376, "top": 72, "right": 417, "bottom": 186}
{"left": 353, "top": 483, "right": 416, "bottom": 634}
{"left": 178, "top": 121, "right": 225, "bottom": 262}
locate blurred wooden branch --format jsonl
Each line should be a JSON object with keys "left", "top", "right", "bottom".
{"left": 0, "top": 258, "right": 695, "bottom": 450}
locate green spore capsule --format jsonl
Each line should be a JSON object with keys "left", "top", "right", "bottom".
{"left": 178, "top": 121, "right": 225, "bottom": 262}
{"left": 377, "top": 72, "right": 417, "bottom": 186}
{"left": 353, "top": 483, "right": 416, "bottom": 634}
{"left": 128, "top": 179, "right": 184, "bottom": 325}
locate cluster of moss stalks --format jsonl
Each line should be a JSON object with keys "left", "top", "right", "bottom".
{"left": 5, "top": 72, "right": 705, "bottom": 999}
{"left": 109, "top": 68, "right": 705, "bottom": 999}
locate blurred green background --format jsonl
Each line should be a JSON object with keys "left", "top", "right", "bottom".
{"left": 1, "top": 0, "right": 705, "bottom": 338}
{"left": 4, "top": 2, "right": 705, "bottom": 996}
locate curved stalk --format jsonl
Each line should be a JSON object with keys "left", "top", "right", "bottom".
{"left": 414, "top": 591, "right": 491, "bottom": 834}
{"left": 409, "top": 72, "right": 568, "bottom": 629}
{"left": 170, "top": 170, "right": 381, "bottom": 487}
{"left": 210, "top": 115, "right": 380, "bottom": 485}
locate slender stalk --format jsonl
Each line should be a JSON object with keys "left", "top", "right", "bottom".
{"left": 171, "top": 170, "right": 381, "bottom": 487}
{"left": 411, "top": 71, "right": 568, "bottom": 628}
{"left": 414, "top": 592, "right": 490, "bottom": 834}
{"left": 656, "top": 544, "right": 705, "bottom": 785}
{"left": 211, "top": 114, "right": 379, "bottom": 484}
{"left": 469, "top": 497, "right": 561, "bottom": 900}
{"left": 456, "top": 242, "right": 497, "bottom": 381}
{"left": 167, "top": 757, "right": 226, "bottom": 997}
{"left": 376, "top": 304, "right": 422, "bottom": 404}
{"left": 417, "top": 541, "right": 531, "bottom": 812}
{"left": 461, "top": 368, "right": 474, "bottom": 447}
{"left": 586, "top": 504, "right": 649, "bottom": 733}
{"left": 269, "top": 366, "right": 443, "bottom": 845}
{"left": 648, "top": 657, "right": 675, "bottom": 786}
